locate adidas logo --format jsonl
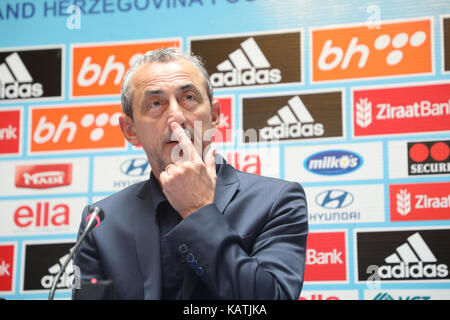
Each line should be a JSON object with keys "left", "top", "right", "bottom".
{"left": 0, "top": 52, "right": 43, "bottom": 99}
{"left": 40, "top": 253, "right": 74, "bottom": 289}
{"left": 259, "top": 96, "right": 324, "bottom": 140}
{"left": 210, "top": 37, "right": 281, "bottom": 87}
{"left": 377, "top": 232, "right": 448, "bottom": 279}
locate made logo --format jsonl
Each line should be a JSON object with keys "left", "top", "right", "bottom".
{"left": 242, "top": 92, "right": 342, "bottom": 142}
{"left": 190, "top": 31, "right": 301, "bottom": 89}
{"left": 390, "top": 182, "right": 450, "bottom": 222}
{"left": 356, "top": 228, "right": 450, "bottom": 282}
{"left": 15, "top": 164, "right": 72, "bottom": 189}
{"left": 408, "top": 140, "right": 450, "bottom": 176}
{"left": 0, "top": 47, "right": 62, "bottom": 101}
{"left": 312, "top": 19, "right": 432, "bottom": 81}
{"left": 304, "top": 150, "right": 362, "bottom": 175}
{"left": 304, "top": 231, "right": 347, "bottom": 282}
{"left": 30, "top": 103, "right": 125, "bottom": 153}
{"left": 0, "top": 244, "right": 15, "bottom": 293}
{"left": 22, "top": 242, "right": 75, "bottom": 292}
{"left": 353, "top": 82, "right": 450, "bottom": 136}
{"left": 0, "top": 108, "right": 21, "bottom": 156}
{"left": 71, "top": 39, "right": 180, "bottom": 97}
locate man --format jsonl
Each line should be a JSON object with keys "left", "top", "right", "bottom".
{"left": 73, "top": 48, "right": 308, "bottom": 300}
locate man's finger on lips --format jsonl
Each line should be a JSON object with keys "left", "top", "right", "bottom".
{"left": 204, "top": 146, "right": 217, "bottom": 174}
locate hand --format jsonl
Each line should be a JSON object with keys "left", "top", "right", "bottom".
{"left": 159, "top": 122, "right": 217, "bottom": 219}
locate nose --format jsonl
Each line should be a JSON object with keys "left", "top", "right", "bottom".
{"left": 166, "top": 97, "right": 187, "bottom": 129}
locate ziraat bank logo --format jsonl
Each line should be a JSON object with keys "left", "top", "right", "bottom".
{"left": 304, "top": 231, "right": 348, "bottom": 283}
{"left": 390, "top": 182, "right": 450, "bottom": 222}
{"left": 312, "top": 19, "right": 432, "bottom": 82}
{"left": 71, "top": 39, "right": 180, "bottom": 97}
{"left": 190, "top": 31, "right": 301, "bottom": 89}
{"left": 0, "top": 108, "right": 21, "bottom": 156}
{"left": 242, "top": 92, "right": 342, "bottom": 142}
{"left": 356, "top": 228, "right": 450, "bottom": 282}
{"left": 0, "top": 47, "right": 63, "bottom": 101}
{"left": 304, "top": 150, "right": 362, "bottom": 175}
{"left": 408, "top": 140, "right": 450, "bottom": 176}
{"left": 353, "top": 82, "right": 450, "bottom": 136}
{"left": 15, "top": 164, "right": 72, "bottom": 189}
{"left": 22, "top": 241, "right": 75, "bottom": 292}
{"left": 29, "top": 103, "right": 125, "bottom": 153}
{"left": 0, "top": 244, "right": 15, "bottom": 293}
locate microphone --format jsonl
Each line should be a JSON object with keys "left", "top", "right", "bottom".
{"left": 48, "top": 206, "right": 105, "bottom": 300}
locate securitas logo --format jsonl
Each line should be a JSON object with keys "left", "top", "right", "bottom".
{"left": 408, "top": 140, "right": 450, "bottom": 176}
{"left": 242, "top": 92, "right": 342, "bottom": 142}
{"left": 190, "top": 31, "right": 301, "bottom": 89}
{"left": 353, "top": 83, "right": 450, "bottom": 137}
{"left": 312, "top": 19, "right": 432, "bottom": 82}
{"left": 356, "top": 228, "right": 450, "bottom": 282}
{"left": 29, "top": 103, "right": 125, "bottom": 153}
{"left": 15, "top": 164, "right": 72, "bottom": 189}
{"left": 0, "top": 47, "right": 63, "bottom": 101}
{"left": 304, "top": 150, "right": 362, "bottom": 175}
{"left": 390, "top": 182, "right": 450, "bottom": 222}
{"left": 71, "top": 39, "right": 180, "bottom": 97}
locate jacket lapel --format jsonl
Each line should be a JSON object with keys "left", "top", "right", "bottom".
{"left": 133, "top": 180, "right": 162, "bottom": 299}
{"left": 182, "top": 154, "right": 240, "bottom": 299}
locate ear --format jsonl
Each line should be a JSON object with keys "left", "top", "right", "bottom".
{"left": 119, "top": 115, "right": 140, "bottom": 146}
{"left": 210, "top": 98, "right": 221, "bottom": 130}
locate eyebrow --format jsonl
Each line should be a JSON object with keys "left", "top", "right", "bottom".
{"left": 144, "top": 83, "right": 200, "bottom": 96}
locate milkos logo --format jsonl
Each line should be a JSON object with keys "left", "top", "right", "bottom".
{"left": 390, "top": 182, "right": 450, "bottom": 221}
{"left": 304, "top": 231, "right": 348, "bottom": 283}
{"left": 29, "top": 103, "right": 125, "bottom": 153}
{"left": 0, "top": 244, "right": 15, "bottom": 293}
{"left": 312, "top": 19, "right": 432, "bottom": 81}
{"left": 0, "top": 108, "right": 21, "bottom": 156}
{"left": 353, "top": 82, "right": 450, "bottom": 137}
{"left": 15, "top": 164, "right": 72, "bottom": 189}
{"left": 71, "top": 39, "right": 180, "bottom": 97}
{"left": 304, "top": 150, "right": 362, "bottom": 175}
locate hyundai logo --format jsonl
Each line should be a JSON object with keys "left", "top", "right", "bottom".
{"left": 315, "top": 189, "right": 354, "bottom": 209}
{"left": 120, "top": 158, "right": 150, "bottom": 177}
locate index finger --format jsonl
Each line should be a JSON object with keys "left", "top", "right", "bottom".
{"left": 170, "top": 122, "right": 202, "bottom": 163}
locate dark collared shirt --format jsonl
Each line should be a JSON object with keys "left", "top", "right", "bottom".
{"left": 149, "top": 172, "right": 184, "bottom": 300}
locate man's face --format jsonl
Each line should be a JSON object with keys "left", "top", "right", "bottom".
{"left": 119, "top": 59, "right": 219, "bottom": 177}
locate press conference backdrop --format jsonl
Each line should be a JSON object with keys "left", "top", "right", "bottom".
{"left": 0, "top": 0, "right": 450, "bottom": 300}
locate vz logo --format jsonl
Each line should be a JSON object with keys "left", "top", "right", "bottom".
{"left": 315, "top": 189, "right": 354, "bottom": 209}
{"left": 120, "top": 158, "right": 150, "bottom": 177}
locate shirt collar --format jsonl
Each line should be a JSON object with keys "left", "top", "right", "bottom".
{"left": 148, "top": 171, "right": 168, "bottom": 211}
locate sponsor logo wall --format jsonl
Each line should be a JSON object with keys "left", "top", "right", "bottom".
{"left": 0, "top": 0, "right": 449, "bottom": 300}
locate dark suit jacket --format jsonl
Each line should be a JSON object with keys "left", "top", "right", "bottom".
{"left": 73, "top": 157, "right": 308, "bottom": 299}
